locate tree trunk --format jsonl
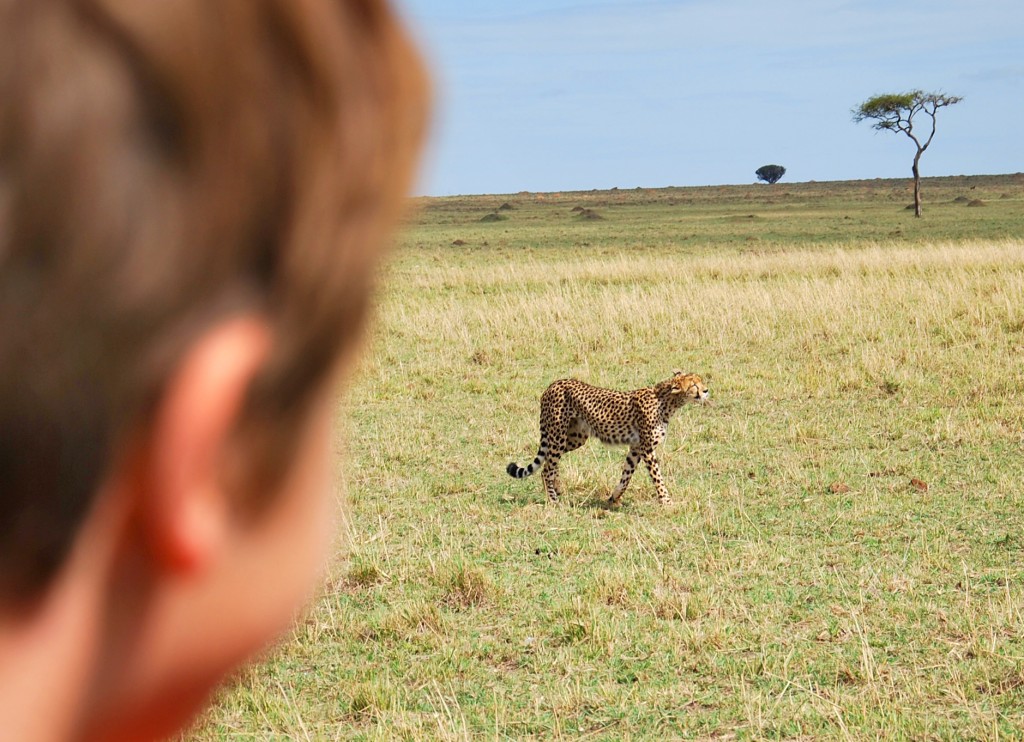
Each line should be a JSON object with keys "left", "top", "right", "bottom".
{"left": 912, "top": 151, "right": 923, "bottom": 217}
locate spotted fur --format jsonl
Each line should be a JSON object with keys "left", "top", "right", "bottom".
{"left": 506, "top": 371, "right": 708, "bottom": 505}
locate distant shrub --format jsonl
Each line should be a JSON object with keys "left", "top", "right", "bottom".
{"left": 346, "top": 682, "right": 395, "bottom": 719}
{"left": 437, "top": 560, "right": 492, "bottom": 607}
{"left": 755, "top": 164, "right": 786, "bottom": 184}
{"left": 346, "top": 558, "right": 382, "bottom": 588}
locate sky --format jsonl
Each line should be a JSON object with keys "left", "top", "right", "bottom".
{"left": 392, "top": 0, "right": 1024, "bottom": 196}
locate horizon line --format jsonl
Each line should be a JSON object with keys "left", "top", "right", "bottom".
{"left": 410, "top": 171, "right": 1024, "bottom": 200}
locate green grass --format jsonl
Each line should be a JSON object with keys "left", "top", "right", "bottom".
{"left": 187, "top": 174, "right": 1024, "bottom": 739}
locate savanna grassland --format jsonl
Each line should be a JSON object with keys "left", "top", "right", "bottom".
{"left": 188, "top": 174, "right": 1024, "bottom": 740}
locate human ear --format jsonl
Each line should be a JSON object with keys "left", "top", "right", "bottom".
{"left": 132, "top": 317, "right": 271, "bottom": 574}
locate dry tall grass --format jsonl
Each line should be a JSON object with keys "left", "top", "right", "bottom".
{"left": 376, "top": 240, "right": 1024, "bottom": 398}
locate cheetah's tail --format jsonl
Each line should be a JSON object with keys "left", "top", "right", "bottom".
{"left": 506, "top": 449, "right": 545, "bottom": 479}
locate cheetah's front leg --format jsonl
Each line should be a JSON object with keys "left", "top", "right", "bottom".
{"left": 642, "top": 450, "right": 673, "bottom": 505}
{"left": 608, "top": 446, "right": 642, "bottom": 505}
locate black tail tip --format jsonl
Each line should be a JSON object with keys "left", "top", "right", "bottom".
{"left": 506, "top": 462, "right": 519, "bottom": 477}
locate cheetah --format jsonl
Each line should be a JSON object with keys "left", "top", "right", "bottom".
{"left": 506, "top": 371, "right": 709, "bottom": 505}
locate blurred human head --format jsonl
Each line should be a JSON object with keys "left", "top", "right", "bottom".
{"left": 0, "top": 0, "right": 427, "bottom": 737}
{"left": 0, "top": 0, "right": 426, "bottom": 598}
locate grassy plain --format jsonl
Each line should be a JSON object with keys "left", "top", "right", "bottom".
{"left": 189, "top": 174, "right": 1024, "bottom": 739}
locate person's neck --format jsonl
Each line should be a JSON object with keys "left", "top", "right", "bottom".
{"left": 0, "top": 490, "right": 125, "bottom": 741}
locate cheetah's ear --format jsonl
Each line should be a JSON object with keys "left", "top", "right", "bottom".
{"left": 672, "top": 368, "right": 683, "bottom": 376}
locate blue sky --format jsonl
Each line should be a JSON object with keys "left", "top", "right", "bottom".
{"left": 394, "top": 0, "right": 1024, "bottom": 196}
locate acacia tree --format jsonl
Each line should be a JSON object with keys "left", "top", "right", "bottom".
{"left": 755, "top": 164, "right": 786, "bottom": 184}
{"left": 852, "top": 90, "right": 962, "bottom": 217}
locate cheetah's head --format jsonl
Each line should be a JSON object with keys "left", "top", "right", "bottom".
{"left": 668, "top": 370, "right": 709, "bottom": 404}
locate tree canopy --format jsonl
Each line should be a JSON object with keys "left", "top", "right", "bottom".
{"left": 853, "top": 90, "right": 961, "bottom": 135}
{"left": 755, "top": 165, "right": 786, "bottom": 185}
